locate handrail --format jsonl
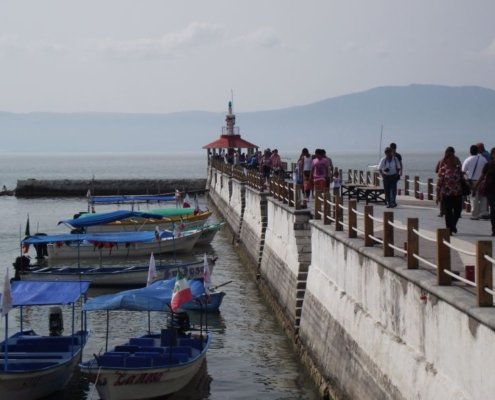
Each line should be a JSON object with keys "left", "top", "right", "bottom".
{"left": 209, "top": 162, "right": 494, "bottom": 307}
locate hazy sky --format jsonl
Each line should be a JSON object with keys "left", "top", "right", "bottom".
{"left": 1, "top": 0, "right": 495, "bottom": 114}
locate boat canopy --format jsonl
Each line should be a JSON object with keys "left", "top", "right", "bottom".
{"left": 83, "top": 279, "right": 206, "bottom": 312}
{"left": 89, "top": 194, "right": 175, "bottom": 205}
{"left": 58, "top": 210, "right": 164, "bottom": 228}
{"left": 22, "top": 230, "right": 174, "bottom": 245}
{"left": 0, "top": 281, "right": 91, "bottom": 307}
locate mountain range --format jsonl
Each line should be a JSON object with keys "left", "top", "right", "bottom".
{"left": 1, "top": 84, "right": 494, "bottom": 153}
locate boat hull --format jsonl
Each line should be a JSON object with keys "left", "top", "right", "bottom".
{"left": 85, "top": 356, "right": 206, "bottom": 400}
{"left": 46, "top": 231, "right": 201, "bottom": 260}
{"left": 0, "top": 331, "right": 88, "bottom": 400}
{"left": 182, "top": 291, "right": 225, "bottom": 312}
{"left": 0, "top": 354, "right": 80, "bottom": 400}
{"left": 80, "top": 332, "right": 211, "bottom": 400}
{"left": 19, "top": 261, "right": 212, "bottom": 287}
{"left": 85, "top": 211, "right": 212, "bottom": 233}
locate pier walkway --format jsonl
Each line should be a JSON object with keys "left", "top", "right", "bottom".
{"left": 337, "top": 194, "right": 494, "bottom": 275}
{"left": 208, "top": 159, "right": 495, "bottom": 399}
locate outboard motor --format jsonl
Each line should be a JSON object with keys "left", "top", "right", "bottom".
{"left": 13, "top": 256, "right": 31, "bottom": 280}
{"left": 49, "top": 307, "right": 64, "bottom": 336}
{"left": 171, "top": 311, "right": 191, "bottom": 334}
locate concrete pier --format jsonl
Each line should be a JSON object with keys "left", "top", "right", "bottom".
{"left": 15, "top": 178, "right": 207, "bottom": 197}
{"left": 207, "top": 162, "right": 495, "bottom": 400}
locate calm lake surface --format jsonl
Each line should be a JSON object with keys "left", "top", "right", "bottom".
{"left": 0, "top": 150, "right": 453, "bottom": 399}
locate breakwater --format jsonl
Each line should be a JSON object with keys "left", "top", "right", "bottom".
{"left": 206, "top": 160, "right": 495, "bottom": 400}
{"left": 15, "top": 178, "right": 207, "bottom": 197}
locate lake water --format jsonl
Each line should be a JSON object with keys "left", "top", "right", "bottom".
{"left": 0, "top": 152, "right": 325, "bottom": 400}
{"left": 0, "top": 149, "right": 459, "bottom": 399}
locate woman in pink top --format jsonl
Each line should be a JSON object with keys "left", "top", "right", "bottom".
{"left": 310, "top": 149, "right": 329, "bottom": 191}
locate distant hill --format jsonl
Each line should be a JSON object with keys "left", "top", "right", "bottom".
{"left": 1, "top": 84, "right": 494, "bottom": 153}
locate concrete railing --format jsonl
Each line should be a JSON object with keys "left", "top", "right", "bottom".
{"left": 313, "top": 190, "right": 495, "bottom": 307}
{"left": 210, "top": 161, "right": 494, "bottom": 306}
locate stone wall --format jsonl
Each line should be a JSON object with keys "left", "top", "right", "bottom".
{"left": 206, "top": 169, "right": 495, "bottom": 400}
{"left": 299, "top": 222, "right": 495, "bottom": 400}
{"left": 16, "top": 178, "right": 207, "bottom": 197}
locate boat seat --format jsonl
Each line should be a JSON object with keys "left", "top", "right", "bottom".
{"left": 137, "top": 346, "right": 165, "bottom": 354}
{"left": 1, "top": 344, "right": 30, "bottom": 352}
{"left": 17, "top": 336, "right": 80, "bottom": 345}
{"left": 0, "top": 353, "right": 64, "bottom": 359}
{"left": 178, "top": 338, "right": 202, "bottom": 351}
{"left": 163, "top": 346, "right": 192, "bottom": 357}
{"left": 129, "top": 337, "right": 155, "bottom": 347}
{"left": 1, "top": 343, "right": 71, "bottom": 352}
{"left": 114, "top": 345, "right": 140, "bottom": 353}
{"left": 153, "top": 353, "right": 189, "bottom": 365}
{"left": 160, "top": 328, "right": 177, "bottom": 346}
{"left": 98, "top": 354, "right": 127, "bottom": 368}
{"left": 125, "top": 356, "right": 152, "bottom": 368}
{"left": 104, "top": 351, "right": 131, "bottom": 357}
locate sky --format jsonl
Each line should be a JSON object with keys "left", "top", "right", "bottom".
{"left": 1, "top": 0, "right": 495, "bottom": 114}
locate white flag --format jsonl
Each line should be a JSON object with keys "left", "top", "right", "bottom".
{"left": 147, "top": 253, "right": 158, "bottom": 286}
{"left": 1, "top": 269, "right": 13, "bottom": 317}
{"left": 203, "top": 253, "right": 211, "bottom": 295}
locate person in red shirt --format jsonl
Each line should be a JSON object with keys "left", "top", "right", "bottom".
{"left": 436, "top": 146, "right": 463, "bottom": 235}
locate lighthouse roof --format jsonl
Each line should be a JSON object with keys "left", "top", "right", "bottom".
{"left": 202, "top": 134, "right": 258, "bottom": 150}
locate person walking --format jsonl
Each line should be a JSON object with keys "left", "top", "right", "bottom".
{"left": 260, "top": 149, "right": 272, "bottom": 188}
{"left": 302, "top": 148, "right": 313, "bottom": 200}
{"left": 296, "top": 148, "right": 311, "bottom": 207}
{"left": 390, "top": 142, "right": 403, "bottom": 172}
{"left": 435, "top": 157, "right": 445, "bottom": 217}
{"left": 462, "top": 144, "right": 487, "bottom": 220}
{"left": 310, "top": 149, "right": 330, "bottom": 192}
{"left": 476, "top": 147, "right": 495, "bottom": 236}
{"left": 379, "top": 147, "right": 402, "bottom": 208}
{"left": 331, "top": 169, "right": 342, "bottom": 196}
{"left": 270, "top": 149, "right": 283, "bottom": 178}
{"left": 436, "top": 147, "right": 463, "bottom": 235}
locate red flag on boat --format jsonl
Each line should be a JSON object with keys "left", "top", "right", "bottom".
{"left": 170, "top": 271, "right": 193, "bottom": 312}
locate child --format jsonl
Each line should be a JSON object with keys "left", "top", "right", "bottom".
{"left": 331, "top": 170, "right": 341, "bottom": 196}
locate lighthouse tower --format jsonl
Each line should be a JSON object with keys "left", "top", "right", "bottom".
{"left": 224, "top": 101, "right": 237, "bottom": 136}
{"left": 203, "top": 101, "right": 259, "bottom": 166}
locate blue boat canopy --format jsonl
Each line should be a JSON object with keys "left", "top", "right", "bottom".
{"left": 22, "top": 230, "right": 174, "bottom": 245}
{"left": 89, "top": 195, "right": 175, "bottom": 205}
{"left": 83, "top": 279, "right": 206, "bottom": 312}
{"left": 0, "top": 281, "right": 91, "bottom": 307}
{"left": 59, "top": 210, "right": 164, "bottom": 228}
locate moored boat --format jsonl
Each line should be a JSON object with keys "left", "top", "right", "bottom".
{"left": 0, "top": 280, "right": 90, "bottom": 400}
{"left": 13, "top": 256, "right": 217, "bottom": 287}
{"left": 63, "top": 208, "right": 212, "bottom": 233}
{"left": 22, "top": 228, "right": 202, "bottom": 261}
{"left": 79, "top": 278, "right": 213, "bottom": 400}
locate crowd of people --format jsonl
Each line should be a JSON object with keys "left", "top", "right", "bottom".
{"left": 436, "top": 142, "right": 495, "bottom": 237}
{"left": 211, "top": 141, "right": 494, "bottom": 237}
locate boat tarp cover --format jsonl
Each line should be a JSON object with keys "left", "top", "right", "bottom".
{"left": 3, "top": 281, "right": 91, "bottom": 306}
{"left": 89, "top": 195, "right": 175, "bottom": 205}
{"left": 22, "top": 230, "right": 174, "bottom": 245}
{"left": 59, "top": 210, "right": 165, "bottom": 228}
{"left": 83, "top": 279, "right": 206, "bottom": 311}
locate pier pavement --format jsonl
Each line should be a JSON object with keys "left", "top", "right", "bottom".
{"left": 317, "top": 193, "right": 495, "bottom": 294}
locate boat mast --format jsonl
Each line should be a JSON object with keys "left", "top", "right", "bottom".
{"left": 377, "top": 124, "right": 383, "bottom": 162}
